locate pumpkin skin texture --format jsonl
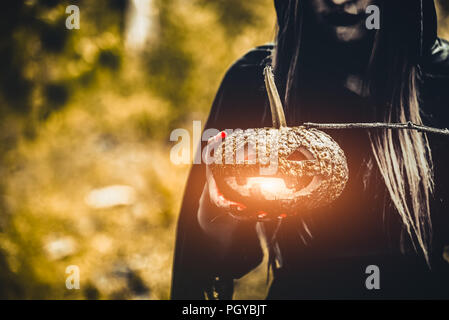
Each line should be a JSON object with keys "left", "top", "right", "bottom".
{"left": 210, "top": 126, "right": 348, "bottom": 217}
{"left": 210, "top": 67, "right": 349, "bottom": 220}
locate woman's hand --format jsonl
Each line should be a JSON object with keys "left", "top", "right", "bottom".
{"left": 198, "top": 131, "right": 264, "bottom": 274}
{"left": 198, "top": 131, "right": 250, "bottom": 251}
{"left": 205, "top": 131, "right": 248, "bottom": 212}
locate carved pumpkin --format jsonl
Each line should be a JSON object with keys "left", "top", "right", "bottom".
{"left": 210, "top": 66, "right": 348, "bottom": 221}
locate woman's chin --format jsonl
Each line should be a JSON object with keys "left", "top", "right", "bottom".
{"left": 330, "top": 25, "right": 367, "bottom": 43}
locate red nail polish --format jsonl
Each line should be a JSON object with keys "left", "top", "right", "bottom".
{"left": 236, "top": 204, "right": 246, "bottom": 211}
{"left": 221, "top": 131, "right": 227, "bottom": 139}
{"left": 230, "top": 202, "right": 246, "bottom": 211}
{"left": 257, "top": 211, "right": 268, "bottom": 219}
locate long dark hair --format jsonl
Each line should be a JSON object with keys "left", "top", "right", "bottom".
{"left": 273, "top": 0, "right": 434, "bottom": 262}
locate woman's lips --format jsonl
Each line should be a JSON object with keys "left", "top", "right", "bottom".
{"left": 324, "top": 12, "right": 365, "bottom": 27}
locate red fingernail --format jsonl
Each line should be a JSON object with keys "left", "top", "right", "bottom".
{"left": 214, "top": 131, "right": 226, "bottom": 142}
{"left": 237, "top": 204, "right": 246, "bottom": 211}
{"left": 278, "top": 213, "right": 287, "bottom": 219}
{"left": 230, "top": 203, "right": 246, "bottom": 211}
{"left": 257, "top": 211, "right": 268, "bottom": 219}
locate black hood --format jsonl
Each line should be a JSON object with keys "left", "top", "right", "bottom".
{"left": 274, "top": 0, "right": 438, "bottom": 60}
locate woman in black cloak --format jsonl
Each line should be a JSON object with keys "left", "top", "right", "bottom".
{"left": 171, "top": 0, "right": 449, "bottom": 299}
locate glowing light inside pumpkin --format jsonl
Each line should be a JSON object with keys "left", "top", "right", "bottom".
{"left": 247, "top": 177, "right": 287, "bottom": 198}
{"left": 224, "top": 177, "right": 294, "bottom": 201}
{"left": 224, "top": 174, "right": 323, "bottom": 201}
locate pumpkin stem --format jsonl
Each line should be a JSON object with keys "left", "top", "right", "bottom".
{"left": 264, "top": 66, "right": 287, "bottom": 129}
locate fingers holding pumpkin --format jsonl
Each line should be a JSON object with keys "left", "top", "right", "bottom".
{"left": 205, "top": 131, "right": 227, "bottom": 177}
{"left": 205, "top": 131, "right": 248, "bottom": 213}
{"left": 206, "top": 130, "right": 227, "bottom": 154}
{"left": 207, "top": 174, "right": 247, "bottom": 212}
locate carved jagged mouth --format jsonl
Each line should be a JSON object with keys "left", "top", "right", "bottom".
{"left": 224, "top": 176, "right": 322, "bottom": 201}
{"left": 223, "top": 146, "right": 323, "bottom": 201}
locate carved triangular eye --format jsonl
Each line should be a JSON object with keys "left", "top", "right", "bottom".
{"left": 286, "top": 148, "right": 314, "bottom": 189}
{"left": 287, "top": 149, "right": 309, "bottom": 161}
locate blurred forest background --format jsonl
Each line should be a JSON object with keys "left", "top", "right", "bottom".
{"left": 0, "top": 0, "right": 447, "bottom": 300}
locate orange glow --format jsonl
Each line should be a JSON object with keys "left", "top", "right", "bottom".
{"left": 225, "top": 175, "right": 322, "bottom": 201}
{"left": 247, "top": 177, "right": 286, "bottom": 194}
{"left": 246, "top": 177, "right": 292, "bottom": 200}
{"left": 225, "top": 177, "right": 298, "bottom": 200}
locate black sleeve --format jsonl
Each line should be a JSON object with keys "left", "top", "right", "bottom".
{"left": 421, "top": 56, "right": 449, "bottom": 259}
{"left": 170, "top": 45, "right": 273, "bottom": 300}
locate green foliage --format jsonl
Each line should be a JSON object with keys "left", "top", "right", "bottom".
{"left": 0, "top": 0, "right": 275, "bottom": 299}
{"left": 438, "top": 0, "right": 449, "bottom": 15}
{"left": 197, "top": 0, "right": 267, "bottom": 36}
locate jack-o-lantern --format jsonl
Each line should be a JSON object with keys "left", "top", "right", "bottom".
{"left": 210, "top": 66, "right": 348, "bottom": 221}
